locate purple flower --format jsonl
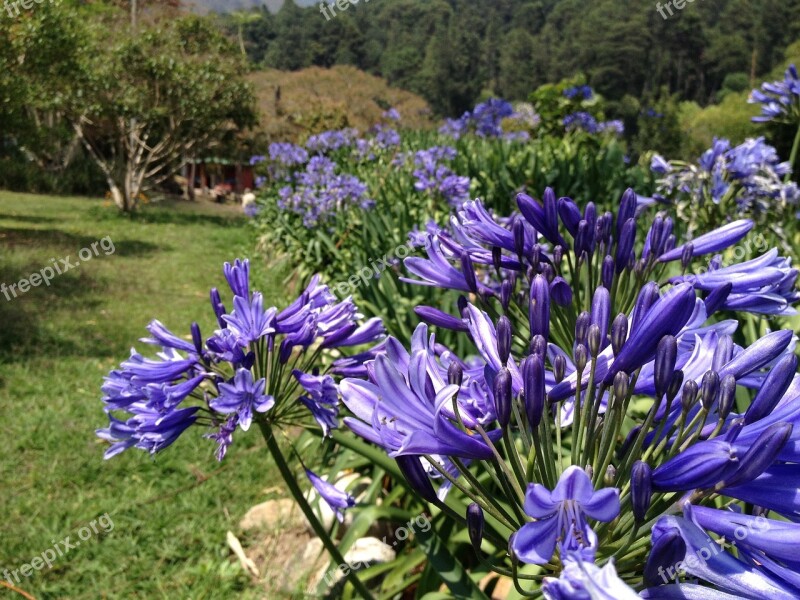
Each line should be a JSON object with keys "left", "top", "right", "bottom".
{"left": 510, "top": 466, "right": 620, "bottom": 564}
{"left": 293, "top": 370, "right": 339, "bottom": 436}
{"left": 209, "top": 369, "right": 274, "bottom": 431}
{"left": 306, "top": 469, "right": 355, "bottom": 522}
{"left": 749, "top": 64, "right": 800, "bottom": 124}
{"left": 97, "top": 404, "right": 199, "bottom": 458}
{"left": 339, "top": 324, "right": 499, "bottom": 460}
{"left": 542, "top": 556, "right": 640, "bottom": 600}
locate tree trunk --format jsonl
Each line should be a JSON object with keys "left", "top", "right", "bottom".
{"left": 188, "top": 160, "right": 196, "bottom": 201}
{"left": 108, "top": 183, "right": 128, "bottom": 212}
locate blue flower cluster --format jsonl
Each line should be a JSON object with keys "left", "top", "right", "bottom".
{"left": 97, "top": 259, "right": 385, "bottom": 463}
{"left": 265, "top": 142, "right": 309, "bottom": 182}
{"left": 411, "top": 146, "right": 471, "bottom": 207}
{"left": 277, "top": 156, "right": 374, "bottom": 226}
{"left": 338, "top": 187, "right": 800, "bottom": 597}
{"left": 563, "top": 85, "right": 594, "bottom": 101}
{"left": 749, "top": 64, "right": 800, "bottom": 124}
{"left": 564, "top": 111, "right": 624, "bottom": 135}
{"left": 651, "top": 137, "right": 799, "bottom": 216}
{"left": 439, "top": 98, "right": 526, "bottom": 140}
{"left": 305, "top": 128, "right": 360, "bottom": 154}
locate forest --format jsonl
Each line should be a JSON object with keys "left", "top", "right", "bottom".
{"left": 232, "top": 0, "right": 800, "bottom": 115}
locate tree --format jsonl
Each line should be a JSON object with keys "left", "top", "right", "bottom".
{"left": 72, "top": 16, "right": 257, "bottom": 211}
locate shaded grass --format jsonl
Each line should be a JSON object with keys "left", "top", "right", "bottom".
{"left": 0, "top": 192, "right": 292, "bottom": 598}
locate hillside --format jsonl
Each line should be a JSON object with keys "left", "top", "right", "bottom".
{"left": 248, "top": 65, "right": 433, "bottom": 141}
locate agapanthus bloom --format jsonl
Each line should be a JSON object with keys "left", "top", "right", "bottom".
{"left": 306, "top": 469, "right": 356, "bottom": 522}
{"left": 438, "top": 98, "right": 516, "bottom": 139}
{"left": 563, "top": 85, "right": 594, "bottom": 101}
{"left": 339, "top": 186, "right": 800, "bottom": 596}
{"left": 276, "top": 156, "right": 374, "bottom": 226}
{"left": 648, "top": 137, "right": 799, "bottom": 231}
{"left": 98, "top": 259, "right": 384, "bottom": 460}
{"left": 749, "top": 64, "right": 800, "bottom": 124}
{"left": 305, "top": 128, "right": 359, "bottom": 154}
{"left": 412, "top": 146, "right": 471, "bottom": 206}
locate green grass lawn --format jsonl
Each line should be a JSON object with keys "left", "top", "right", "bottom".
{"left": 0, "top": 192, "right": 292, "bottom": 599}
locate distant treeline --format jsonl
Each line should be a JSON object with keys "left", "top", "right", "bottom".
{"left": 228, "top": 0, "right": 800, "bottom": 116}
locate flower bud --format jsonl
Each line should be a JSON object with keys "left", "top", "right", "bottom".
{"left": 615, "top": 218, "right": 636, "bottom": 274}
{"left": 654, "top": 335, "right": 677, "bottom": 399}
{"left": 604, "top": 464, "right": 616, "bottom": 487}
{"left": 631, "top": 460, "right": 652, "bottom": 522}
{"left": 704, "top": 282, "right": 732, "bottom": 316}
{"left": 494, "top": 368, "right": 513, "bottom": 428}
{"left": 630, "top": 282, "right": 659, "bottom": 335}
{"left": 457, "top": 295, "right": 468, "bottom": 317}
{"left": 529, "top": 275, "right": 550, "bottom": 341}
{"left": 396, "top": 455, "right": 438, "bottom": 504}
{"left": 617, "top": 189, "right": 636, "bottom": 238}
{"left": 611, "top": 313, "right": 628, "bottom": 356}
{"left": 718, "top": 374, "right": 737, "bottom": 421}
{"left": 191, "top": 322, "right": 203, "bottom": 355}
{"left": 652, "top": 439, "right": 739, "bottom": 492}
{"left": 681, "top": 379, "right": 699, "bottom": 413}
{"left": 574, "top": 344, "right": 588, "bottom": 373}
{"left": 513, "top": 219, "right": 526, "bottom": 258}
{"left": 530, "top": 334, "right": 547, "bottom": 360}
{"left": 528, "top": 243, "right": 542, "bottom": 273}
{"left": 492, "top": 246, "right": 503, "bottom": 273}
{"left": 415, "top": 306, "right": 469, "bottom": 332}
{"left": 575, "top": 311, "right": 591, "bottom": 346}
{"left": 744, "top": 354, "right": 798, "bottom": 424}
{"left": 667, "top": 370, "right": 684, "bottom": 402}
{"left": 500, "top": 279, "right": 513, "bottom": 311}
{"left": 588, "top": 324, "right": 602, "bottom": 357}
{"left": 613, "top": 371, "right": 629, "bottom": 402}
{"left": 700, "top": 370, "right": 720, "bottom": 410}
{"left": 553, "top": 244, "right": 564, "bottom": 267}
{"left": 466, "top": 503, "right": 484, "bottom": 555}
{"left": 558, "top": 196, "right": 581, "bottom": 236}
{"left": 553, "top": 354, "right": 566, "bottom": 383}
{"left": 602, "top": 254, "right": 614, "bottom": 289}
{"left": 523, "top": 355, "right": 545, "bottom": 429}
{"left": 723, "top": 422, "right": 793, "bottom": 488}
{"left": 680, "top": 242, "right": 694, "bottom": 270}
{"left": 550, "top": 276, "right": 573, "bottom": 306}
{"left": 712, "top": 334, "right": 734, "bottom": 372}
{"left": 644, "top": 529, "right": 686, "bottom": 587}
{"left": 461, "top": 253, "right": 478, "bottom": 294}
{"left": 448, "top": 361, "right": 463, "bottom": 387}
{"left": 591, "top": 286, "right": 610, "bottom": 345}
{"left": 575, "top": 220, "right": 590, "bottom": 258}
{"left": 497, "top": 316, "right": 512, "bottom": 366}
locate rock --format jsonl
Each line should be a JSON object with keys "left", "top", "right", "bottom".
{"left": 308, "top": 536, "right": 396, "bottom": 593}
{"left": 239, "top": 498, "right": 301, "bottom": 531}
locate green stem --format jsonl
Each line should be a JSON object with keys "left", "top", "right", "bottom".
{"left": 786, "top": 123, "right": 800, "bottom": 183}
{"left": 257, "top": 420, "right": 376, "bottom": 600}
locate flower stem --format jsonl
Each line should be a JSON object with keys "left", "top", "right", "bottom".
{"left": 786, "top": 123, "right": 800, "bottom": 183}
{"left": 256, "top": 419, "right": 376, "bottom": 600}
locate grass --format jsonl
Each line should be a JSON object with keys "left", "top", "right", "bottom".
{"left": 0, "top": 192, "right": 295, "bottom": 599}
